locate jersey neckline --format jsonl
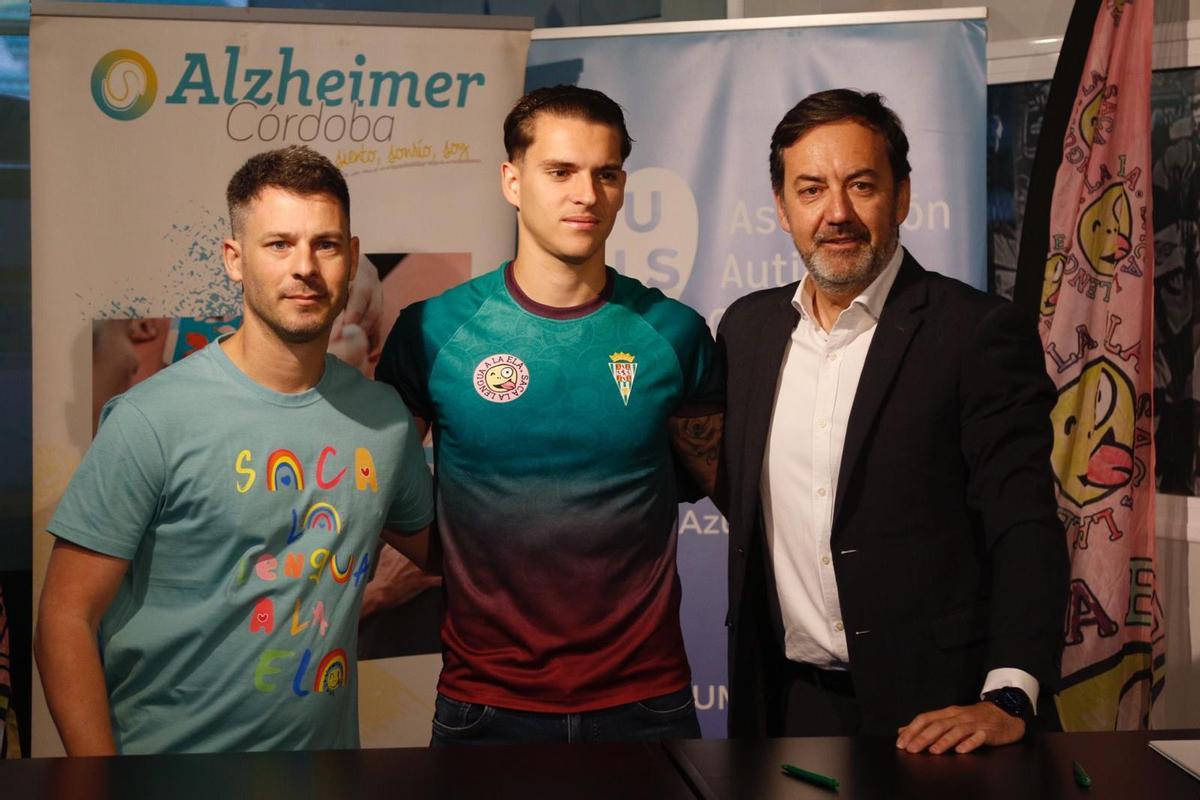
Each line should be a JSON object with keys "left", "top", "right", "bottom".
{"left": 503, "top": 260, "right": 615, "bottom": 320}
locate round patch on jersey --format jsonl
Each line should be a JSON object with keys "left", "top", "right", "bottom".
{"left": 473, "top": 354, "right": 530, "bottom": 403}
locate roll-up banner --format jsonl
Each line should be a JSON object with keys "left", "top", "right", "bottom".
{"left": 528, "top": 9, "right": 988, "bottom": 736}
{"left": 29, "top": 1, "right": 529, "bottom": 754}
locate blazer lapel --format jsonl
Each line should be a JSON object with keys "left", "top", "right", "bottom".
{"left": 740, "top": 287, "right": 800, "bottom": 516}
{"left": 832, "top": 254, "right": 928, "bottom": 530}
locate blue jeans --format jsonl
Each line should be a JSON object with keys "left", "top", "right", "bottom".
{"left": 430, "top": 686, "right": 702, "bottom": 746}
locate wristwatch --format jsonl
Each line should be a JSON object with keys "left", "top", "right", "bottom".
{"left": 982, "top": 687, "right": 1034, "bottom": 723}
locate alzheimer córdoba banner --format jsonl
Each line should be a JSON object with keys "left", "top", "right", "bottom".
{"left": 29, "top": 4, "right": 529, "bottom": 755}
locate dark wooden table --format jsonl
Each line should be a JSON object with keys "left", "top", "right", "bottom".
{"left": 3, "top": 731, "right": 1198, "bottom": 798}
{"left": 666, "top": 729, "right": 1200, "bottom": 799}
{"left": 1, "top": 740, "right": 698, "bottom": 799}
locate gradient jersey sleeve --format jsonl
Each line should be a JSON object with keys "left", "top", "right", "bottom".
{"left": 637, "top": 291, "right": 725, "bottom": 418}
{"left": 377, "top": 301, "right": 437, "bottom": 422}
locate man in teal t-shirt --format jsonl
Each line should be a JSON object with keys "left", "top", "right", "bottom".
{"left": 36, "top": 146, "right": 433, "bottom": 754}
{"left": 377, "top": 86, "right": 724, "bottom": 745}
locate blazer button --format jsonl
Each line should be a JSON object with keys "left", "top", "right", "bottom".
{"left": 735, "top": 546, "right": 745, "bottom": 557}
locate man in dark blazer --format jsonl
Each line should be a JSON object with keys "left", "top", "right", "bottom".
{"left": 717, "top": 89, "right": 1067, "bottom": 754}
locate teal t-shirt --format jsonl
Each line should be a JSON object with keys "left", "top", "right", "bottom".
{"left": 378, "top": 263, "right": 723, "bottom": 711}
{"left": 48, "top": 340, "right": 433, "bottom": 754}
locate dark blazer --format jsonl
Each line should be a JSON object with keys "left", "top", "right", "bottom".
{"left": 717, "top": 252, "right": 1068, "bottom": 737}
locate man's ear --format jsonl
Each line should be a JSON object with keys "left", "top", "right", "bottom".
{"left": 222, "top": 237, "right": 243, "bottom": 283}
{"left": 500, "top": 160, "right": 521, "bottom": 210}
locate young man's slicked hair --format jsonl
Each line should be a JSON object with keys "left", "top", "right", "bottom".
{"left": 226, "top": 145, "right": 351, "bottom": 236}
{"left": 503, "top": 84, "right": 633, "bottom": 163}
{"left": 769, "top": 89, "right": 911, "bottom": 194}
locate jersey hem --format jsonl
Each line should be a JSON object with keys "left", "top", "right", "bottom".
{"left": 437, "top": 675, "right": 693, "bottom": 714}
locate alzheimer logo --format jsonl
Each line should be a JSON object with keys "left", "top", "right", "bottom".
{"left": 91, "top": 50, "right": 158, "bottom": 121}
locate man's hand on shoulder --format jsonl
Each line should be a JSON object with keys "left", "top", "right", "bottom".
{"left": 895, "top": 701, "right": 1025, "bottom": 755}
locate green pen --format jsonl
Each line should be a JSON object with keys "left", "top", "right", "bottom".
{"left": 1072, "top": 760, "right": 1092, "bottom": 789}
{"left": 781, "top": 763, "right": 840, "bottom": 791}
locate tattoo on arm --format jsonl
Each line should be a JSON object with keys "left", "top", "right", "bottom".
{"left": 672, "top": 414, "right": 722, "bottom": 464}
{"left": 669, "top": 413, "right": 724, "bottom": 496}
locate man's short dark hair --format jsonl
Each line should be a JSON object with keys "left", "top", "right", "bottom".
{"left": 226, "top": 145, "right": 350, "bottom": 236}
{"left": 503, "top": 84, "right": 633, "bottom": 163}
{"left": 769, "top": 89, "right": 911, "bottom": 194}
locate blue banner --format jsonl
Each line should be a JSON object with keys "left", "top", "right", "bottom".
{"left": 529, "top": 15, "right": 986, "bottom": 737}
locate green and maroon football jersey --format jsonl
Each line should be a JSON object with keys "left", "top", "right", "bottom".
{"left": 378, "top": 262, "right": 723, "bottom": 712}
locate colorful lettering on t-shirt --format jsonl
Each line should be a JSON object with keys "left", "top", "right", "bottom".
{"left": 291, "top": 649, "right": 313, "bottom": 697}
{"left": 290, "top": 598, "right": 311, "bottom": 636}
{"left": 267, "top": 449, "right": 305, "bottom": 491}
{"left": 235, "top": 444, "right": 390, "bottom": 703}
{"left": 283, "top": 552, "right": 304, "bottom": 578}
{"left": 302, "top": 501, "right": 341, "bottom": 535}
{"left": 255, "top": 553, "right": 277, "bottom": 581}
{"left": 330, "top": 553, "right": 355, "bottom": 584}
{"left": 288, "top": 598, "right": 332, "bottom": 638}
{"left": 235, "top": 446, "right": 382, "bottom": 494}
{"left": 253, "top": 647, "right": 348, "bottom": 696}
{"left": 235, "top": 449, "right": 257, "bottom": 493}
{"left": 286, "top": 508, "right": 302, "bottom": 544}
{"left": 249, "top": 597, "right": 274, "bottom": 634}
{"left": 353, "top": 551, "right": 371, "bottom": 588}
{"left": 234, "top": 546, "right": 264, "bottom": 586}
{"left": 313, "top": 648, "right": 348, "bottom": 694}
{"left": 309, "top": 548, "right": 330, "bottom": 583}
{"left": 316, "top": 446, "right": 347, "bottom": 489}
{"left": 311, "top": 600, "right": 328, "bottom": 637}
{"left": 254, "top": 648, "right": 293, "bottom": 692}
{"left": 354, "top": 448, "right": 378, "bottom": 492}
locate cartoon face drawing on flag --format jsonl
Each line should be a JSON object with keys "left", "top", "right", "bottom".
{"left": 1050, "top": 356, "right": 1138, "bottom": 507}
{"left": 608, "top": 352, "right": 637, "bottom": 406}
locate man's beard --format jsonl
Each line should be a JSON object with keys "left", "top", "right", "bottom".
{"left": 243, "top": 283, "right": 343, "bottom": 345}
{"left": 799, "top": 224, "right": 900, "bottom": 296}
{"left": 268, "top": 316, "right": 332, "bottom": 344}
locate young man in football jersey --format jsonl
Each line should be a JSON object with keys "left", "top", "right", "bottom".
{"left": 378, "top": 85, "right": 723, "bottom": 745}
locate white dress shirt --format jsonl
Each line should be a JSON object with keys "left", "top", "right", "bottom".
{"left": 760, "top": 246, "right": 1040, "bottom": 709}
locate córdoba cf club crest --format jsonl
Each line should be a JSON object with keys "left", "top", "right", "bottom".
{"left": 608, "top": 352, "right": 637, "bottom": 406}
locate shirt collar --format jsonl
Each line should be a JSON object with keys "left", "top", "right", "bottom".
{"left": 793, "top": 244, "right": 906, "bottom": 324}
